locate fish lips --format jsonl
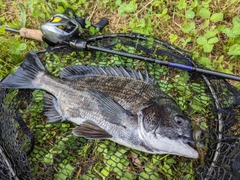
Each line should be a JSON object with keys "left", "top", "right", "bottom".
{"left": 158, "top": 136, "right": 199, "bottom": 159}
{"left": 178, "top": 135, "right": 199, "bottom": 158}
{"left": 181, "top": 135, "right": 196, "bottom": 146}
{"left": 140, "top": 132, "right": 199, "bottom": 158}
{"left": 151, "top": 135, "right": 199, "bottom": 158}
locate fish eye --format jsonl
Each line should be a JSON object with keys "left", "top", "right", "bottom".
{"left": 174, "top": 115, "right": 185, "bottom": 126}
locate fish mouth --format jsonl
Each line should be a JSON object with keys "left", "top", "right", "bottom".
{"left": 179, "top": 135, "right": 199, "bottom": 155}
{"left": 181, "top": 135, "right": 196, "bottom": 146}
{"left": 173, "top": 135, "right": 199, "bottom": 158}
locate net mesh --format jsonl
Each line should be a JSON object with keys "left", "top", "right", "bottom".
{"left": 0, "top": 33, "right": 240, "bottom": 180}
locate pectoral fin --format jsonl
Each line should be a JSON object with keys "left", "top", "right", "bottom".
{"left": 88, "top": 89, "right": 133, "bottom": 127}
{"left": 73, "top": 121, "right": 112, "bottom": 139}
{"left": 44, "top": 93, "right": 63, "bottom": 122}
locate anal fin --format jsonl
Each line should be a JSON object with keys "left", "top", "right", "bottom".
{"left": 73, "top": 121, "right": 112, "bottom": 139}
{"left": 44, "top": 93, "right": 63, "bottom": 122}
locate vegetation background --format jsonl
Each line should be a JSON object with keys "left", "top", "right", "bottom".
{"left": 0, "top": 0, "right": 239, "bottom": 88}
{"left": 0, "top": 1, "right": 239, "bottom": 179}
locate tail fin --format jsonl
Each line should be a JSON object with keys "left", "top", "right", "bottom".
{"left": 0, "top": 51, "right": 45, "bottom": 89}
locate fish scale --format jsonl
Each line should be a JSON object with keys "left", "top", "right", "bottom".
{"left": 70, "top": 76, "right": 161, "bottom": 112}
{"left": 0, "top": 51, "right": 198, "bottom": 158}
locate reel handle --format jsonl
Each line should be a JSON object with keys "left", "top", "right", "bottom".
{"left": 93, "top": 17, "right": 109, "bottom": 31}
{"left": 76, "top": 16, "right": 109, "bottom": 31}
{"left": 64, "top": 8, "right": 109, "bottom": 31}
{"left": 75, "top": 17, "right": 86, "bottom": 28}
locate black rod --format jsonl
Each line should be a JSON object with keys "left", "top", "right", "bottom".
{"left": 88, "top": 45, "right": 240, "bottom": 81}
{"left": 0, "top": 26, "right": 20, "bottom": 33}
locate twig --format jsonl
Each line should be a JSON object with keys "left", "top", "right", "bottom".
{"left": 89, "top": 4, "right": 98, "bottom": 21}
{"left": 135, "top": 0, "right": 155, "bottom": 15}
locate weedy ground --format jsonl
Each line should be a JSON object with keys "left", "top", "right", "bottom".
{"left": 0, "top": 0, "right": 239, "bottom": 81}
{"left": 0, "top": 0, "right": 239, "bottom": 179}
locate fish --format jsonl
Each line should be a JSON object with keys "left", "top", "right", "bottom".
{"left": 0, "top": 51, "right": 198, "bottom": 158}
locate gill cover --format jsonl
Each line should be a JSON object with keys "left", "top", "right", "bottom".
{"left": 40, "top": 14, "right": 83, "bottom": 44}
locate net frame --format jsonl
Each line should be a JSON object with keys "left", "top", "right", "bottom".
{"left": 0, "top": 33, "right": 240, "bottom": 180}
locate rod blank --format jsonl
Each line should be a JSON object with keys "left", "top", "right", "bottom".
{"left": 88, "top": 45, "right": 240, "bottom": 81}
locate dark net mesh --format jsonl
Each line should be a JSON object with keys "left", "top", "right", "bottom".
{"left": 0, "top": 33, "right": 240, "bottom": 180}
{"left": 0, "top": 89, "right": 33, "bottom": 180}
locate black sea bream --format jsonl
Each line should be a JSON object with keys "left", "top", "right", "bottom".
{"left": 0, "top": 51, "right": 198, "bottom": 158}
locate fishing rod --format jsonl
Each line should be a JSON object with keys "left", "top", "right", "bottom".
{"left": 1, "top": 26, "right": 43, "bottom": 41}
{"left": 2, "top": 8, "right": 240, "bottom": 81}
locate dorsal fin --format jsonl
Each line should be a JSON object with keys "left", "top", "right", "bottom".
{"left": 59, "top": 65, "right": 155, "bottom": 84}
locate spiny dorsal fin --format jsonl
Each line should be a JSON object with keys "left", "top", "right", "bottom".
{"left": 72, "top": 121, "right": 112, "bottom": 139}
{"left": 59, "top": 65, "right": 154, "bottom": 84}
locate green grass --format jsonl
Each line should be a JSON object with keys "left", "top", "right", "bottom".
{"left": 0, "top": 0, "right": 239, "bottom": 80}
{"left": 0, "top": 0, "right": 239, "bottom": 179}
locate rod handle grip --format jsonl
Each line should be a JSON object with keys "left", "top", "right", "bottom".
{"left": 19, "top": 28, "right": 43, "bottom": 41}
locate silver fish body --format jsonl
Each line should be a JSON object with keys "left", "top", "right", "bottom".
{"left": 0, "top": 51, "right": 198, "bottom": 158}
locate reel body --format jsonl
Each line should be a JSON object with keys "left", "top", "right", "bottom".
{"left": 40, "top": 8, "right": 109, "bottom": 45}
{"left": 40, "top": 13, "right": 83, "bottom": 44}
